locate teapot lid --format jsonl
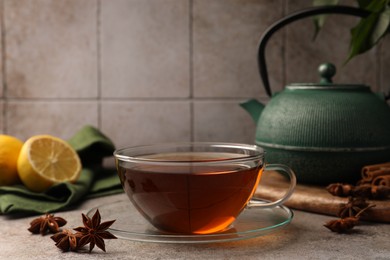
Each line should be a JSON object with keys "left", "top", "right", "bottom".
{"left": 287, "top": 63, "right": 369, "bottom": 90}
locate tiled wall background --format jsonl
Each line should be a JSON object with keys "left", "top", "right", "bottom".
{"left": 0, "top": 0, "right": 388, "bottom": 149}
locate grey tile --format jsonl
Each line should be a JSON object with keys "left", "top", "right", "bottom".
{"left": 193, "top": 100, "right": 256, "bottom": 144}
{"left": 285, "top": 0, "right": 377, "bottom": 89}
{"left": 193, "top": 0, "right": 285, "bottom": 98}
{"left": 6, "top": 101, "right": 98, "bottom": 140}
{"left": 101, "top": 0, "right": 190, "bottom": 98}
{"left": 5, "top": 0, "right": 98, "bottom": 98}
{"left": 101, "top": 101, "right": 191, "bottom": 148}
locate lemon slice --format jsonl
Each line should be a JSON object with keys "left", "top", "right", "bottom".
{"left": 17, "top": 135, "right": 82, "bottom": 192}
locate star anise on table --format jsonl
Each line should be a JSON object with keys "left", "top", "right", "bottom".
{"left": 324, "top": 204, "right": 376, "bottom": 233}
{"left": 324, "top": 217, "right": 360, "bottom": 233}
{"left": 74, "top": 209, "right": 117, "bottom": 252}
{"left": 28, "top": 213, "right": 67, "bottom": 235}
{"left": 51, "top": 229, "right": 81, "bottom": 252}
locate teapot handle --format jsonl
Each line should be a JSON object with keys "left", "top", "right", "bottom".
{"left": 258, "top": 5, "right": 370, "bottom": 97}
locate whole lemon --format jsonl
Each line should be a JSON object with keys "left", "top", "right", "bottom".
{"left": 0, "top": 135, "right": 24, "bottom": 186}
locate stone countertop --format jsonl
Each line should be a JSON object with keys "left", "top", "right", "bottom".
{"left": 0, "top": 193, "right": 389, "bottom": 260}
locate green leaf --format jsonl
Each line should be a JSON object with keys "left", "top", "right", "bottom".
{"left": 346, "top": 5, "right": 390, "bottom": 63}
{"left": 312, "top": 0, "right": 339, "bottom": 40}
{"left": 371, "top": 6, "right": 390, "bottom": 44}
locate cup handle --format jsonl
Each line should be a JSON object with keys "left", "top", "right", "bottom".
{"left": 247, "top": 164, "right": 296, "bottom": 208}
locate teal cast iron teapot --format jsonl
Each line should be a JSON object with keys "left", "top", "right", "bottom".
{"left": 241, "top": 6, "right": 390, "bottom": 185}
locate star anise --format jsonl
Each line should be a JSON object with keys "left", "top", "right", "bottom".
{"left": 51, "top": 229, "right": 80, "bottom": 252}
{"left": 74, "top": 209, "right": 117, "bottom": 252}
{"left": 324, "top": 204, "right": 375, "bottom": 233}
{"left": 326, "top": 182, "right": 390, "bottom": 199}
{"left": 337, "top": 197, "right": 369, "bottom": 218}
{"left": 326, "top": 183, "right": 354, "bottom": 197}
{"left": 28, "top": 213, "right": 67, "bottom": 235}
{"left": 324, "top": 216, "right": 360, "bottom": 233}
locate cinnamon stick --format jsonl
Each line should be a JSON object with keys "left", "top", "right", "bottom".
{"left": 361, "top": 168, "right": 390, "bottom": 182}
{"left": 361, "top": 162, "right": 390, "bottom": 178}
{"left": 373, "top": 175, "right": 390, "bottom": 187}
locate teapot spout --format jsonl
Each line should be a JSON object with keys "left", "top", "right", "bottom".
{"left": 240, "top": 99, "right": 265, "bottom": 124}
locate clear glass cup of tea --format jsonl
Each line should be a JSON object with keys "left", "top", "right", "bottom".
{"left": 114, "top": 142, "right": 296, "bottom": 235}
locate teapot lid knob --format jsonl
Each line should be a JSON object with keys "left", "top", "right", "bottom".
{"left": 318, "top": 63, "right": 336, "bottom": 84}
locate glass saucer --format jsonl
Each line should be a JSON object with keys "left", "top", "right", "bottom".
{"left": 87, "top": 195, "right": 293, "bottom": 244}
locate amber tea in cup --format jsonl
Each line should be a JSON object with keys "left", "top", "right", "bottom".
{"left": 114, "top": 143, "right": 296, "bottom": 235}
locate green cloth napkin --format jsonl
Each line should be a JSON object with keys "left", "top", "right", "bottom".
{"left": 0, "top": 125, "right": 123, "bottom": 215}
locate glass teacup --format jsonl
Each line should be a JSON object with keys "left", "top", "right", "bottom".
{"left": 114, "top": 142, "right": 296, "bottom": 235}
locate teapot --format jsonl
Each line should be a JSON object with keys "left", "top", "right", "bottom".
{"left": 241, "top": 6, "right": 390, "bottom": 184}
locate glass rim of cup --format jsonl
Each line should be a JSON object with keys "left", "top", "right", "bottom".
{"left": 113, "top": 142, "right": 264, "bottom": 165}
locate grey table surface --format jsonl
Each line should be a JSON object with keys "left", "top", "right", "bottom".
{"left": 1, "top": 193, "right": 389, "bottom": 260}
